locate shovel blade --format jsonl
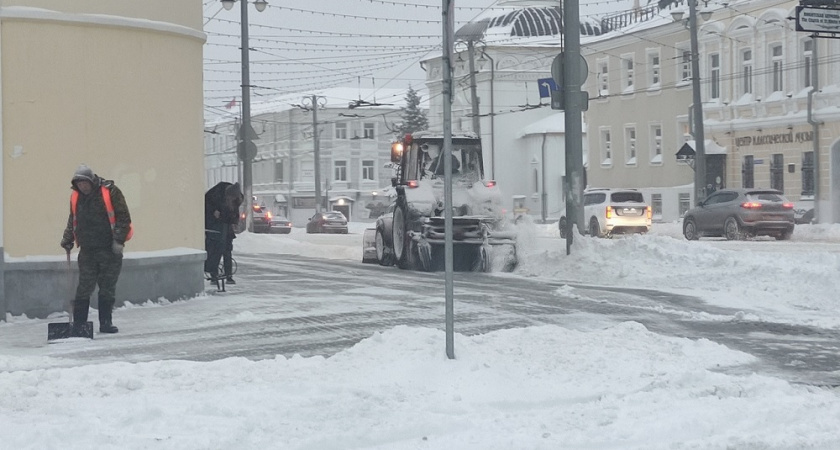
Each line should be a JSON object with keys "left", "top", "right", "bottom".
{"left": 48, "top": 321, "right": 94, "bottom": 340}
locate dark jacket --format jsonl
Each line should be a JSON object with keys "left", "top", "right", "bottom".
{"left": 205, "top": 182, "right": 242, "bottom": 236}
{"left": 62, "top": 175, "right": 132, "bottom": 249}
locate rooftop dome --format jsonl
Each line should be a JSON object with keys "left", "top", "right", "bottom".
{"left": 455, "top": 6, "right": 604, "bottom": 41}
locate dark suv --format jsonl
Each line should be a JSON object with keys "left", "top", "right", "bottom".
{"left": 682, "top": 188, "right": 795, "bottom": 241}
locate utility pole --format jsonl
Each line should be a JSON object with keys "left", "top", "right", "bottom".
{"left": 563, "top": 0, "right": 586, "bottom": 255}
{"left": 467, "top": 40, "right": 481, "bottom": 137}
{"left": 301, "top": 95, "right": 327, "bottom": 213}
{"left": 807, "top": 34, "right": 821, "bottom": 223}
{"left": 221, "top": 0, "right": 266, "bottom": 232}
{"left": 688, "top": 0, "right": 706, "bottom": 205}
{"left": 442, "top": 0, "right": 455, "bottom": 360}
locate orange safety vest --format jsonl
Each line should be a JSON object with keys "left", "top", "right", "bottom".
{"left": 71, "top": 186, "right": 134, "bottom": 246}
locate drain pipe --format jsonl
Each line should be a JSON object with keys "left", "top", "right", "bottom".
{"left": 807, "top": 35, "right": 822, "bottom": 223}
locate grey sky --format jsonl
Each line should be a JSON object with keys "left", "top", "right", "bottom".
{"left": 202, "top": 0, "right": 634, "bottom": 122}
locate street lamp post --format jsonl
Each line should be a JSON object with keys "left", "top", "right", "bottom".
{"left": 221, "top": 0, "right": 266, "bottom": 232}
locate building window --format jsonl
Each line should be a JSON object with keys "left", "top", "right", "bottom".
{"left": 362, "top": 160, "right": 375, "bottom": 181}
{"left": 651, "top": 193, "right": 662, "bottom": 220}
{"left": 680, "top": 49, "right": 692, "bottom": 82}
{"left": 742, "top": 155, "right": 754, "bottom": 188}
{"left": 679, "top": 193, "right": 691, "bottom": 217}
{"left": 601, "top": 129, "right": 612, "bottom": 166}
{"left": 802, "top": 151, "right": 815, "bottom": 196}
{"left": 621, "top": 54, "right": 634, "bottom": 92}
{"left": 803, "top": 39, "right": 813, "bottom": 89}
{"left": 771, "top": 44, "right": 784, "bottom": 93}
{"left": 742, "top": 49, "right": 753, "bottom": 95}
{"left": 363, "top": 122, "right": 375, "bottom": 139}
{"left": 335, "top": 123, "right": 348, "bottom": 140}
{"left": 334, "top": 160, "right": 347, "bottom": 181}
{"left": 598, "top": 59, "right": 609, "bottom": 96}
{"left": 709, "top": 53, "right": 720, "bottom": 99}
{"left": 648, "top": 50, "right": 660, "bottom": 87}
{"left": 770, "top": 153, "right": 784, "bottom": 191}
{"left": 274, "top": 160, "right": 284, "bottom": 183}
{"left": 625, "top": 127, "right": 636, "bottom": 165}
{"left": 650, "top": 125, "right": 662, "bottom": 164}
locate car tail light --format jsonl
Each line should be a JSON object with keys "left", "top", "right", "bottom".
{"left": 406, "top": 180, "right": 419, "bottom": 188}
{"left": 741, "top": 202, "right": 762, "bottom": 209}
{"left": 646, "top": 206, "right": 652, "bottom": 219}
{"left": 266, "top": 211, "right": 272, "bottom": 219}
{"left": 483, "top": 180, "right": 496, "bottom": 188}
{"left": 606, "top": 206, "right": 613, "bottom": 219}
{"left": 782, "top": 202, "right": 794, "bottom": 209}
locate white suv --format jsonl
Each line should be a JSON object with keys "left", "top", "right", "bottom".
{"left": 559, "top": 188, "right": 651, "bottom": 238}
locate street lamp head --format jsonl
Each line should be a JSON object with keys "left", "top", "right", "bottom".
{"left": 254, "top": 0, "right": 267, "bottom": 12}
{"left": 221, "top": 0, "right": 235, "bottom": 11}
{"left": 670, "top": 10, "right": 684, "bottom": 22}
{"left": 699, "top": 9, "right": 713, "bottom": 21}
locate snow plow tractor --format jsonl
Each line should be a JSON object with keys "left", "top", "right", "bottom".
{"left": 362, "top": 132, "right": 517, "bottom": 272}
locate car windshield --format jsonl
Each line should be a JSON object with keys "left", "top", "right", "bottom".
{"left": 611, "top": 192, "right": 644, "bottom": 203}
{"left": 324, "top": 212, "right": 344, "bottom": 219}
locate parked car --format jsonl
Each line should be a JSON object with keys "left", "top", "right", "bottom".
{"left": 559, "top": 188, "right": 651, "bottom": 238}
{"left": 250, "top": 204, "right": 272, "bottom": 233}
{"left": 268, "top": 215, "right": 292, "bottom": 234}
{"left": 306, "top": 211, "right": 348, "bottom": 234}
{"left": 682, "top": 188, "right": 795, "bottom": 241}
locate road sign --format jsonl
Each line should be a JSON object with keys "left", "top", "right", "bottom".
{"left": 237, "top": 141, "right": 257, "bottom": 161}
{"left": 537, "top": 78, "right": 558, "bottom": 99}
{"left": 795, "top": 5, "right": 840, "bottom": 33}
{"left": 551, "top": 53, "right": 589, "bottom": 87}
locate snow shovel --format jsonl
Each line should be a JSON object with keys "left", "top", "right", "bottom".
{"left": 47, "top": 250, "right": 93, "bottom": 341}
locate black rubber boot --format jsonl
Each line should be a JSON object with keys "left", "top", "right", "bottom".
{"left": 98, "top": 308, "right": 119, "bottom": 334}
{"left": 73, "top": 301, "right": 89, "bottom": 324}
{"left": 226, "top": 277, "right": 236, "bottom": 285}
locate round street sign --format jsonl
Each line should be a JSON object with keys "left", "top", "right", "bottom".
{"left": 551, "top": 53, "right": 589, "bottom": 87}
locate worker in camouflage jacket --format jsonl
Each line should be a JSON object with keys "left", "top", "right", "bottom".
{"left": 60, "top": 164, "right": 132, "bottom": 334}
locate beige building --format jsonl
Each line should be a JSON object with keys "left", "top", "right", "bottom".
{"left": 2, "top": 1, "right": 207, "bottom": 319}
{"left": 584, "top": 0, "right": 840, "bottom": 223}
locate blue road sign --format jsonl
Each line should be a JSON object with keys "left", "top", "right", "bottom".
{"left": 537, "top": 78, "right": 558, "bottom": 99}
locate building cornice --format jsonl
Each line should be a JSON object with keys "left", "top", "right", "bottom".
{"left": 0, "top": 6, "right": 205, "bottom": 41}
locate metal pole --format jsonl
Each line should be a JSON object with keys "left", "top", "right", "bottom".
{"left": 563, "top": 0, "right": 585, "bottom": 255}
{"left": 468, "top": 40, "right": 481, "bottom": 137}
{"left": 312, "top": 95, "right": 322, "bottom": 213}
{"left": 240, "top": 0, "right": 255, "bottom": 232}
{"left": 443, "top": 0, "right": 455, "bottom": 360}
{"left": 688, "top": 0, "right": 706, "bottom": 205}
{"left": 807, "top": 34, "right": 821, "bottom": 223}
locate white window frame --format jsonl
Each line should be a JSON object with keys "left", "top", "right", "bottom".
{"left": 363, "top": 122, "right": 375, "bottom": 139}
{"left": 679, "top": 48, "right": 692, "bottom": 84}
{"left": 802, "top": 38, "right": 813, "bottom": 89}
{"left": 334, "top": 160, "right": 347, "bottom": 181}
{"left": 600, "top": 128, "right": 612, "bottom": 167}
{"left": 625, "top": 126, "right": 637, "bottom": 166}
{"left": 770, "top": 43, "right": 784, "bottom": 94}
{"left": 709, "top": 53, "right": 720, "bottom": 99}
{"left": 621, "top": 53, "right": 635, "bottom": 93}
{"left": 741, "top": 48, "right": 753, "bottom": 96}
{"left": 650, "top": 124, "right": 662, "bottom": 165}
{"left": 597, "top": 58, "right": 609, "bottom": 96}
{"left": 647, "top": 49, "right": 661, "bottom": 89}
{"left": 335, "top": 123, "right": 348, "bottom": 140}
{"left": 362, "top": 160, "right": 375, "bottom": 181}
